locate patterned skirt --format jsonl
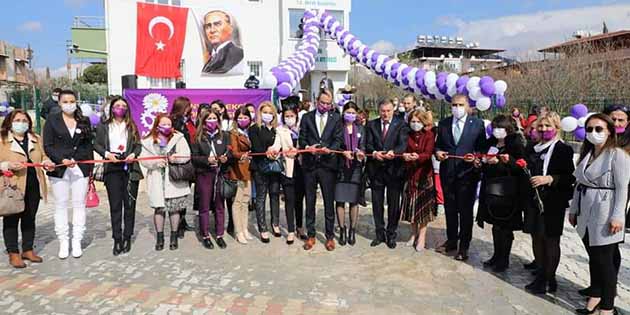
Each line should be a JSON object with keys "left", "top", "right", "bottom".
{"left": 155, "top": 195, "right": 189, "bottom": 215}
{"left": 400, "top": 174, "right": 436, "bottom": 226}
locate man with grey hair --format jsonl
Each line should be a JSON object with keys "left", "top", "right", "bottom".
{"left": 202, "top": 10, "right": 244, "bottom": 74}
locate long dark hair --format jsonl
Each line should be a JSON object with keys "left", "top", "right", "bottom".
{"left": 578, "top": 113, "right": 617, "bottom": 163}
{"left": 211, "top": 99, "right": 230, "bottom": 121}
{"left": 170, "top": 97, "right": 191, "bottom": 120}
{"left": 231, "top": 106, "right": 251, "bottom": 131}
{"left": 105, "top": 96, "right": 139, "bottom": 143}
{"left": 196, "top": 109, "right": 223, "bottom": 144}
{"left": 1, "top": 109, "right": 35, "bottom": 143}
{"left": 491, "top": 114, "right": 517, "bottom": 136}
{"left": 58, "top": 90, "right": 85, "bottom": 122}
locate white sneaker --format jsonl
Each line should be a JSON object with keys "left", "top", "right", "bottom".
{"left": 58, "top": 240, "right": 69, "bottom": 259}
{"left": 71, "top": 239, "right": 82, "bottom": 258}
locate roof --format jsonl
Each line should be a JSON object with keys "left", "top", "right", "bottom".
{"left": 539, "top": 30, "right": 630, "bottom": 53}
{"left": 402, "top": 46, "right": 505, "bottom": 58}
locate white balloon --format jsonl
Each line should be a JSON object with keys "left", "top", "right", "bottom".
{"left": 561, "top": 116, "right": 579, "bottom": 132}
{"left": 263, "top": 72, "right": 277, "bottom": 88}
{"left": 494, "top": 80, "right": 508, "bottom": 95}
{"left": 468, "top": 87, "right": 481, "bottom": 100}
{"left": 424, "top": 71, "right": 437, "bottom": 88}
{"left": 384, "top": 59, "right": 396, "bottom": 75}
{"left": 407, "top": 68, "right": 418, "bottom": 83}
{"left": 476, "top": 97, "right": 491, "bottom": 111}
{"left": 446, "top": 73, "right": 459, "bottom": 88}
{"left": 80, "top": 104, "right": 93, "bottom": 117}
{"left": 466, "top": 76, "right": 480, "bottom": 91}
{"left": 577, "top": 116, "right": 587, "bottom": 128}
{"left": 447, "top": 85, "right": 457, "bottom": 97}
{"left": 396, "top": 64, "right": 408, "bottom": 82}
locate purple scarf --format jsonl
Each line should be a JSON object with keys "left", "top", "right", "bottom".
{"left": 344, "top": 124, "right": 359, "bottom": 167}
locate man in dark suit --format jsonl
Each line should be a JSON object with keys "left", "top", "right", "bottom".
{"left": 435, "top": 94, "right": 487, "bottom": 261}
{"left": 364, "top": 99, "right": 409, "bottom": 249}
{"left": 41, "top": 87, "right": 61, "bottom": 120}
{"left": 202, "top": 10, "right": 244, "bottom": 74}
{"left": 298, "top": 90, "right": 344, "bottom": 251}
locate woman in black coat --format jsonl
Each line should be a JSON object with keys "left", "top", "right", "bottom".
{"left": 476, "top": 115, "right": 527, "bottom": 272}
{"left": 522, "top": 112, "right": 575, "bottom": 294}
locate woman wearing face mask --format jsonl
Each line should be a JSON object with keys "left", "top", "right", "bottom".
{"left": 249, "top": 102, "right": 281, "bottom": 243}
{"left": 191, "top": 110, "right": 231, "bottom": 249}
{"left": 228, "top": 107, "right": 254, "bottom": 244}
{"left": 401, "top": 110, "right": 436, "bottom": 252}
{"left": 211, "top": 100, "right": 232, "bottom": 131}
{"left": 522, "top": 112, "right": 575, "bottom": 294}
{"left": 94, "top": 96, "right": 143, "bottom": 256}
{"left": 140, "top": 114, "right": 191, "bottom": 251}
{"left": 475, "top": 115, "right": 527, "bottom": 272}
{"left": 43, "top": 90, "right": 94, "bottom": 259}
{"left": 169, "top": 97, "right": 194, "bottom": 238}
{"left": 0, "top": 110, "right": 54, "bottom": 268}
{"left": 332, "top": 102, "right": 366, "bottom": 246}
{"left": 267, "top": 105, "right": 301, "bottom": 245}
{"left": 568, "top": 113, "right": 629, "bottom": 315}
{"left": 511, "top": 107, "right": 527, "bottom": 132}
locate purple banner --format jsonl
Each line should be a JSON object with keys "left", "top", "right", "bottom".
{"left": 124, "top": 88, "right": 271, "bottom": 136}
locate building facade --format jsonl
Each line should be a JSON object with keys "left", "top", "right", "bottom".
{"left": 104, "top": 0, "right": 352, "bottom": 99}
{"left": 0, "top": 41, "right": 32, "bottom": 104}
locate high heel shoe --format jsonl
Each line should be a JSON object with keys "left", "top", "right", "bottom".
{"left": 286, "top": 232, "right": 295, "bottom": 245}
{"left": 202, "top": 237, "right": 214, "bottom": 249}
{"left": 338, "top": 226, "right": 347, "bottom": 246}
{"left": 348, "top": 228, "right": 356, "bottom": 246}
{"left": 155, "top": 232, "right": 164, "bottom": 251}
{"left": 575, "top": 301, "right": 600, "bottom": 314}
{"left": 272, "top": 226, "right": 281, "bottom": 237}
{"left": 260, "top": 232, "right": 270, "bottom": 243}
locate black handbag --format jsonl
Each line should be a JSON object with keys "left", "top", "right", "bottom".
{"left": 222, "top": 177, "right": 238, "bottom": 199}
{"left": 484, "top": 175, "right": 518, "bottom": 221}
{"left": 168, "top": 160, "right": 196, "bottom": 182}
{"left": 259, "top": 157, "right": 285, "bottom": 175}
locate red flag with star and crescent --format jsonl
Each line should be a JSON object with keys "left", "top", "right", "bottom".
{"left": 135, "top": 2, "right": 188, "bottom": 78}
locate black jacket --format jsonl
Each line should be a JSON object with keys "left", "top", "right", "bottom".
{"left": 477, "top": 134, "right": 527, "bottom": 230}
{"left": 191, "top": 131, "right": 231, "bottom": 174}
{"left": 298, "top": 110, "right": 344, "bottom": 172}
{"left": 364, "top": 116, "right": 409, "bottom": 180}
{"left": 523, "top": 141, "right": 576, "bottom": 237}
{"left": 43, "top": 112, "right": 94, "bottom": 178}
{"left": 435, "top": 115, "right": 487, "bottom": 184}
{"left": 202, "top": 42, "right": 244, "bottom": 74}
{"left": 41, "top": 98, "right": 60, "bottom": 120}
{"left": 93, "top": 122, "right": 144, "bottom": 181}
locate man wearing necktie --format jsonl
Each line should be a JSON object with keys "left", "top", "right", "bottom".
{"left": 365, "top": 100, "right": 409, "bottom": 249}
{"left": 435, "top": 94, "right": 487, "bottom": 261}
{"left": 298, "top": 90, "right": 344, "bottom": 251}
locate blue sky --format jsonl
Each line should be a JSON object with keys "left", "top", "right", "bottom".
{"left": 2, "top": 0, "right": 630, "bottom": 74}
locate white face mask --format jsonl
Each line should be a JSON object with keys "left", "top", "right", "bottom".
{"left": 52, "top": 95, "right": 59, "bottom": 102}
{"left": 410, "top": 122, "right": 424, "bottom": 132}
{"left": 452, "top": 106, "right": 466, "bottom": 119}
{"left": 61, "top": 103, "right": 77, "bottom": 114}
{"left": 398, "top": 106, "right": 406, "bottom": 113}
{"left": 492, "top": 128, "right": 507, "bottom": 139}
{"left": 11, "top": 122, "right": 29, "bottom": 135}
{"left": 284, "top": 117, "right": 297, "bottom": 127}
{"left": 586, "top": 130, "right": 608, "bottom": 145}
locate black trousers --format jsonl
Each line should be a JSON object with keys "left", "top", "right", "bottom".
{"left": 105, "top": 171, "right": 139, "bottom": 240}
{"left": 371, "top": 178, "right": 403, "bottom": 241}
{"left": 442, "top": 178, "right": 477, "bottom": 250}
{"left": 532, "top": 232, "right": 561, "bottom": 282}
{"left": 3, "top": 185, "right": 40, "bottom": 253}
{"left": 583, "top": 231, "right": 619, "bottom": 310}
{"left": 304, "top": 167, "right": 336, "bottom": 239}
{"left": 491, "top": 226, "right": 514, "bottom": 268}
{"left": 253, "top": 172, "right": 280, "bottom": 233}
{"left": 281, "top": 175, "right": 297, "bottom": 233}
{"left": 293, "top": 164, "right": 306, "bottom": 229}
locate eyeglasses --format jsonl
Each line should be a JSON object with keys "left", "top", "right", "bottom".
{"left": 586, "top": 126, "right": 605, "bottom": 133}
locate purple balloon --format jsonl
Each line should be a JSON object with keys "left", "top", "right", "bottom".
{"left": 326, "top": 19, "right": 335, "bottom": 30}
{"left": 89, "top": 114, "right": 100, "bottom": 126}
{"left": 273, "top": 70, "right": 291, "bottom": 84}
{"left": 402, "top": 78, "right": 410, "bottom": 86}
{"left": 401, "top": 67, "right": 412, "bottom": 79}
{"left": 343, "top": 94, "right": 352, "bottom": 100}
{"left": 480, "top": 82, "right": 496, "bottom": 97}
{"left": 496, "top": 95, "right": 507, "bottom": 108}
{"left": 415, "top": 69, "right": 426, "bottom": 85}
{"left": 347, "top": 38, "right": 357, "bottom": 49}
{"left": 445, "top": 94, "right": 452, "bottom": 103}
{"left": 469, "top": 98, "right": 476, "bottom": 107}
{"left": 479, "top": 76, "right": 494, "bottom": 87}
{"left": 486, "top": 123, "right": 493, "bottom": 137}
{"left": 394, "top": 80, "right": 401, "bottom": 87}
{"left": 456, "top": 85, "right": 469, "bottom": 95}
{"left": 456, "top": 75, "right": 469, "bottom": 88}
{"left": 570, "top": 104, "right": 588, "bottom": 118}
{"left": 277, "top": 82, "right": 293, "bottom": 98}
{"left": 574, "top": 126, "right": 586, "bottom": 141}
{"left": 371, "top": 53, "right": 380, "bottom": 62}
{"left": 436, "top": 73, "right": 448, "bottom": 95}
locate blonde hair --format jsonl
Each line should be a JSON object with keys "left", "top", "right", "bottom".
{"left": 408, "top": 109, "right": 433, "bottom": 126}
{"left": 537, "top": 111, "right": 562, "bottom": 140}
{"left": 256, "top": 101, "right": 278, "bottom": 128}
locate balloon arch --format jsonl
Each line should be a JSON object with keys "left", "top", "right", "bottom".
{"left": 264, "top": 9, "right": 508, "bottom": 112}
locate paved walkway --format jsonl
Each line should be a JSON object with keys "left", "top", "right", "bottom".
{"left": 0, "top": 187, "right": 628, "bottom": 314}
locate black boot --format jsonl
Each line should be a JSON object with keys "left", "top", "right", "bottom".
{"left": 169, "top": 232, "right": 178, "bottom": 250}
{"left": 348, "top": 227, "right": 356, "bottom": 246}
{"left": 525, "top": 276, "right": 547, "bottom": 294}
{"left": 547, "top": 277, "right": 557, "bottom": 293}
{"left": 155, "top": 232, "right": 164, "bottom": 251}
{"left": 122, "top": 237, "right": 132, "bottom": 253}
{"left": 338, "top": 226, "right": 347, "bottom": 246}
{"left": 113, "top": 239, "right": 123, "bottom": 256}
{"left": 494, "top": 234, "right": 513, "bottom": 272}
{"left": 484, "top": 228, "right": 500, "bottom": 267}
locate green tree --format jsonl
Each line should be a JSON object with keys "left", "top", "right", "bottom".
{"left": 81, "top": 64, "right": 107, "bottom": 84}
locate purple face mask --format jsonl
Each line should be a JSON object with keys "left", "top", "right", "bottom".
{"left": 112, "top": 107, "right": 127, "bottom": 118}
{"left": 237, "top": 118, "right": 251, "bottom": 129}
{"left": 616, "top": 126, "right": 626, "bottom": 134}
{"left": 205, "top": 120, "right": 219, "bottom": 132}
{"left": 344, "top": 112, "right": 357, "bottom": 123}
{"left": 158, "top": 125, "right": 172, "bottom": 136}
{"left": 529, "top": 129, "right": 540, "bottom": 142}
{"left": 541, "top": 129, "right": 556, "bottom": 141}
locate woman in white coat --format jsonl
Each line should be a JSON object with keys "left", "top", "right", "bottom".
{"left": 569, "top": 113, "right": 630, "bottom": 315}
{"left": 267, "top": 106, "right": 299, "bottom": 244}
{"left": 140, "top": 113, "right": 191, "bottom": 252}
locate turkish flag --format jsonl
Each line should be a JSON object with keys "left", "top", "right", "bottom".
{"left": 135, "top": 2, "right": 188, "bottom": 78}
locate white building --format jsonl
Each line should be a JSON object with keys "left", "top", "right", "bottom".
{"left": 104, "top": 0, "right": 352, "bottom": 100}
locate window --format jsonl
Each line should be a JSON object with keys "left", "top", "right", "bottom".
{"left": 146, "top": 0, "right": 180, "bottom": 5}
{"left": 289, "top": 9, "right": 344, "bottom": 39}
{"left": 148, "top": 77, "right": 175, "bottom": 89}
{"left": 157, "top": 0, "right": 169, "bottom": 4}
{"left": 248, "top": 61, "right": 263, "bottom": 77}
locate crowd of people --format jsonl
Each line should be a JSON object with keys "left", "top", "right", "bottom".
{"left": 1, "top": 88, "right": 629, "bottom": 314}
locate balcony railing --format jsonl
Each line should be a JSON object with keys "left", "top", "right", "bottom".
{"left": 73, "top": 16, "right": 105, "bottom": 29}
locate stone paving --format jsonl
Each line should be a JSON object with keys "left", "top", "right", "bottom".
{"left": 0, "top": 185, "right": 629, "bottom": 314}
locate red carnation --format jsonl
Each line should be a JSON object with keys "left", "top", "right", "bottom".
{"left": 516, "top": 158, "right": 528, "bottom": 169}
{"left": 2, "top": 170, "right": 14, "bottom": 177}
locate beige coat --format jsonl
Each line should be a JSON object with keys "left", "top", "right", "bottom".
{"left": 139, "top": 132, "right": 191, "bottom": 208}
{"left": 269, "top": 126, "right": 296, "bottom": 178}
{"left": 0, "top": 133, "right": 50, "bottom": 202}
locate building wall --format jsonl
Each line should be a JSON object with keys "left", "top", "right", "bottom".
{"left": 105, "top": 0, "right": 351, "bottom": 97}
